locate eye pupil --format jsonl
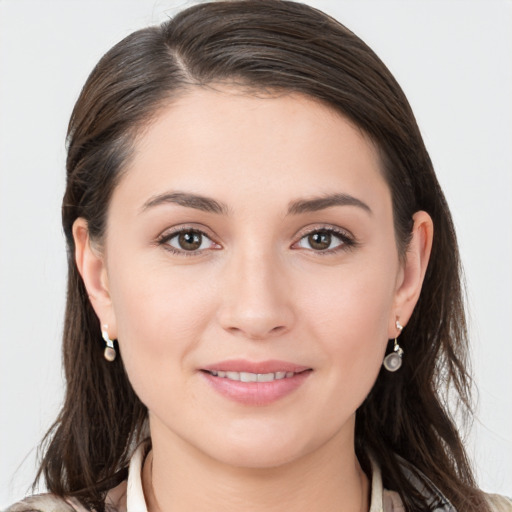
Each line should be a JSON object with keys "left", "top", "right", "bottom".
{"left": 309, "top": 231, "right": 331, "bottom": 250}
{"left": 178, "top": 231, "right": 202, "bottom": 250}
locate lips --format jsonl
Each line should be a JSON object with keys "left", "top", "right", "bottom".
{"left": 200, "top": 359, "right": 312, "bottom": 406}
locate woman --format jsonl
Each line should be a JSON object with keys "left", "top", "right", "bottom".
{"left": 5, "top": 1, "right": 511, "bottom": 511}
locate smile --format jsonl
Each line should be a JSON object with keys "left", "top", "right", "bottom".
{"left": 200, "top": 361, "right": 312, "bottom": 406}
{"left": 205, "top": 370, "right": 297, "bottom": 382}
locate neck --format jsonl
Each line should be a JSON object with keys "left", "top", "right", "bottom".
{"left": 142, "top": 421, "right": 369, "bottom": 512}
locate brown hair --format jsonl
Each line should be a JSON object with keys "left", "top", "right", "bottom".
{"left": 36, "top": 1, "right": 489, "bottom": 511}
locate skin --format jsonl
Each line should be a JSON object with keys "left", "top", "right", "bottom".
{"left": 74, "top": 87, "right": 433, "bottom": 512}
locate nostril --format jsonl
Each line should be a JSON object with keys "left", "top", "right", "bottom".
{"left": 225, "top": 324, "right": 288, "bottom": 341}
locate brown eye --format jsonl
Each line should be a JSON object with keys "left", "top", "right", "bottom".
{"left": 178, "top": 231, "right": 202, "bottom": 250}
{"left": 296, "top": 229, "right": 347, "bottom": 252}
{"left": 308, "top": 231, "right": 332, "bottom": 250}
{"left": 165, "top": 229, "right": 214, "bottom": 252}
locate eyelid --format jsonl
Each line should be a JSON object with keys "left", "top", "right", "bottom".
{"left": 295, "top": 223, "right": 354, "bottom": 238}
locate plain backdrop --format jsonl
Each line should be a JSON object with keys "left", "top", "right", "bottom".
{"left": 1, "top": 0, "right": 511, "bottom": 508}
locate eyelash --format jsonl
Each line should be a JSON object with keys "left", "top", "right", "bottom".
{"left": 156, "top": 225, "right": 357, "bottom": 257}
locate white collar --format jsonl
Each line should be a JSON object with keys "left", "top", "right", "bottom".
{"left": 126, "top": 442, "right": 150, "bottom": 512}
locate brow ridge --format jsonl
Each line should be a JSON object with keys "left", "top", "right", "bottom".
{"left": 287, "top": 193, "right": 372, "bottom": 215}
{"left": 141, "top": 191, "right": 229, "bottom": 215}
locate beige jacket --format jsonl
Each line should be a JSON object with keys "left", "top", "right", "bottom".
{"left": 4, "top": 444, "right": 511, "bottom": 512}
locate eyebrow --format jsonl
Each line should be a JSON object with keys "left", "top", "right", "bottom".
{"left": 141, "top": 191, "right": 372, "bottom": 216}
{"left": 141, "top": 191, "right": 230, "bottom": 215}
{"left": 286, "top": 193, "right": 372, "bottom": 216}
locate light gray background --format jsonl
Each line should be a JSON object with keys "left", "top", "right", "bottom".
{"left": 1, "top": 0, "right": 511, "bottom": 508}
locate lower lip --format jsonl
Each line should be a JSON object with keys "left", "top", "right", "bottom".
{"left": 200, "top": 371, "right": 312, "bottom": 406}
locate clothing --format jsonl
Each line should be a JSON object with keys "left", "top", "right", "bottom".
{"left": 4, "top": 443, "right": 511, "bottom": 512}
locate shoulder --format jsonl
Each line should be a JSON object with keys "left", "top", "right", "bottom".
{"left": 3, "top": 493, "right": 87, "bottom": 512}
{"left": 379, "top": 453, "right": 512, "bottom": 512}
{"left": 4, "top": 445, "right": 134, "bottom": 512}
{"left": 4, "top": 480, "right": 128, "bottom": 512}
{"left": 486, "top": 493, "right": 512, "bottom": 512}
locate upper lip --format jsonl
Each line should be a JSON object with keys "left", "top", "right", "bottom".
{"left": 201, "top": 359, "right": 311, "bottom": 374}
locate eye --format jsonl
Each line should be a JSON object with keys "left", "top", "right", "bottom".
{"left": 158, "top": 228, "right": 219, "bottom": 254}
{"left": 294, "top": 228, "right": 352, "bottom": 252}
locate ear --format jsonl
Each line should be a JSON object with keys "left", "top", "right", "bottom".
{"left": 73, "top": 218, "right": 117, "bottom": 339}
{"left": 389, "top": 210, "right": 433, "bottom": 336}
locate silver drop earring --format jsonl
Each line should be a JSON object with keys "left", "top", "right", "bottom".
{"left": 383, "top": 320, "right": 404, "bottom": 372}
{"left": 102, "top": 325, "right": 116, "bottom": 362}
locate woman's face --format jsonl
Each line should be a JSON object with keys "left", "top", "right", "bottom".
{"left": 80, "top": 87, "right": 425, "bottom": 469}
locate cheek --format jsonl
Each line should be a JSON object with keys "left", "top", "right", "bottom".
{"left": 107, "top": 261, "right": 218, "bottom": 397}
{"left": 298, "top": 256, "right": 397, "bottom": 384}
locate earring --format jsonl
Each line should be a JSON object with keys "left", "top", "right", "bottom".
{"left": 383, "top": 320, "right": 404, "bottom": 372}
{"left": 102, "top": 325, "right": 116, "bottom": 362}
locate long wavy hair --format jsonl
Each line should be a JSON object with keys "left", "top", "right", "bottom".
{"left": 36, "top": 1, "right": 489, "bottom": 511}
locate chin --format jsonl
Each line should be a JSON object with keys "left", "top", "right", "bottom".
{"left": 195, "top": 424, "right": 326, "bottom": 471}
{"left": 210, "top": 441, "right": 306, "bottom": 470}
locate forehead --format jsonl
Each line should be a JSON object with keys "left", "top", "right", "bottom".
{"left": 115, "top": 86, "right": 389, "bottom": 215}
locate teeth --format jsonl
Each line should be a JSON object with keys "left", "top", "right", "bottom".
{"left": 208, "top": 370, "right": 298, "bottom": 382}
{"left": 240, "top": 372, "right": 257, "bottom": 382}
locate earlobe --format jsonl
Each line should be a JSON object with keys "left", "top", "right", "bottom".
{"left": 391, "top": 210, "right": 434, "bottom": 334}
{"left": 72, "top": 218, "right": 117, "bottom": 336}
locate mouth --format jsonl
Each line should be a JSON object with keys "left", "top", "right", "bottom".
{"left": 199, "top": 360, "right": 312, "bottom": 405}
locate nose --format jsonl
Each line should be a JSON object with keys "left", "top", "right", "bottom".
{"left": 216, "top": 247, "right": 295, "bottom": 340}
